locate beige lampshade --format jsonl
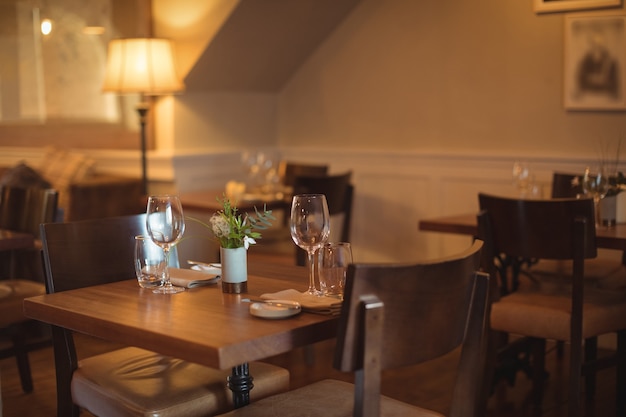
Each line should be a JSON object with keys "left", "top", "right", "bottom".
{"left": 102, "top": 38, "right": 184, "bottom": 95}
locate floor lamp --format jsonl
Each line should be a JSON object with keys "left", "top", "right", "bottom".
{"left": 102, "top": 38, "right": 184, "bottom": 195}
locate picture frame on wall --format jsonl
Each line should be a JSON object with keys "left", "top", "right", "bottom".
{"left": 534, "top": 0, "right": 622, "bottom": 13}
{"left": 563, "top": 12, "right": 626, "bottom": 110}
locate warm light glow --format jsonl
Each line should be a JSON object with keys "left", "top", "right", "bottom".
{"left": 82, "top": 26, "right": 105, "bottom": 35}
{"left": 41, "top": 19, "right": 52, "bottom": 35}
{"left": 102, "top": 38, "right": 184, "bottom": 95}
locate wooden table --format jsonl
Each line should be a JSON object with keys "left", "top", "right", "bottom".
{"left": 180, "top": 189, "right": 290, "bottom": 214}
{"left": 0, "top": 229, "right": 34, "bottom": 252}
{"left": 419, "top": 213, "right": 626, "bottom": 251}
{"left": 23, "top": 262, "right": 338, "bottom": 407}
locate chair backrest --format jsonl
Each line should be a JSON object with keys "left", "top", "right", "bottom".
{"left": 292, "top": 171, "right": 354, "bottom": 241}
{"left": 551, "top": 172, "right": 583, "bottom": 198}
{"left": 0, "top": 186, "right": 58, "bottom": 237}
{"left": 41, "top": 214, "right": 148, "bottom": 293}
{"left": 39, "top": 214, "right": 152, "bottom": 416}
{"left": 278, "top": 161, "right": 329, "bottom": 188}
{"left": 334, "top": 240, "right": 488, "bottom": 417}
{"left": 477, "top": 193, "right": 596, "bottom": 300}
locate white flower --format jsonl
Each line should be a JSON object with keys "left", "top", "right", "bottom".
{"left": 210, "top": 215, "right": 230, "bottom": 238}
{"left": 243, "top": 236, "right": 256, "bottom": 250}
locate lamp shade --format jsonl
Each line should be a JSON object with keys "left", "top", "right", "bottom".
{"left": 102, "top": 38, "right": 184, "bottom": 95}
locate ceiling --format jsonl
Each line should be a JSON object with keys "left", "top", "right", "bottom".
{"left": 183, "top": 0, "right": 361, "bottom": 92}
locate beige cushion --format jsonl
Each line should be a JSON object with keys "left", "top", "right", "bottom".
{"left": 73, "top": 347, "right": 290, "bottom": 417}
{"left": 37, "top": 147, "right": 96, "bottom": 213}
{"left": 491, "top": 287, "right": 626, "bottom": 341}
{"left": 216, "top": 379, "right": 442, "bottom": 417}
{"left": 38, "top": 146, "right": 95, "bottom": 188}
{"left": 527, "top": 258, "right": 625, "bottom": 284}
{"left": 0, "top": 279, "right": 46, "bottom": 327}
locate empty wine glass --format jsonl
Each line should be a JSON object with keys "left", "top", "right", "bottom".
{"left": 146, "top": 195, "right": 186, "bottom": 294}
{"left": 290, "top": 194, "right": 330, "bottom": 296}
{"left": 512, "top": 161, "right": 533, "bottom": 197}
{"left": 582, "top": 166, "right": 610, "bottom": 228}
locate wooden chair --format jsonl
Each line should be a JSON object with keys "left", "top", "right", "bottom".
{"left": 251, "top": 171, "right": 354, "bottom": 266}
{"left": 477, "top": 193, "right": 626, "bottom": 417}
{"left": 551, "top": 172, "right": 584, "bottom": 198}
{"left": 40, "top": 214, "right": 290, "bottom": 417}
{"left": 528, "top": 172, "right": 626, "bottom": 288}
{"left": 292, "top": 171, "right": 354, "bottom": 265}
{"left": 216, "top": 240, "right": 489, "bottom": 417}
{"left": 0, "top": 185, "right": 58, "bottom": 393}
{"left": 277, "top": 161, "right": 328, "bottom": 188}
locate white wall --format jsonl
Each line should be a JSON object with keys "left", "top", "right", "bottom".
{"left": 277, "top": 0, "right": 625, "bottom": 155}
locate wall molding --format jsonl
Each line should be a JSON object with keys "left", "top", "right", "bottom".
{"left": 2, "top": 146, "right": 618, "bottom": 263}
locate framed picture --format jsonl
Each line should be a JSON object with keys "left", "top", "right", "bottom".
{"left": 534, "top": 0, "right": 622, "bottom": 13}
{"left": 563, "top": 12, "right": 626, "bottom": 110}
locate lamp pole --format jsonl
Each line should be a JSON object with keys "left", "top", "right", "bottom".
{"left": 136, "top": 102, "right": 149, "bottom": 196}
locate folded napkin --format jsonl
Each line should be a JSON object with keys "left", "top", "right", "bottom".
{"left": 168, "top": 268, "right": 220, "bottom": 288}
{"left": 261, "top": 289, "right": 342, "bottom": 315}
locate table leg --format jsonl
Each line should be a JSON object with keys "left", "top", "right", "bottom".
{"left": 228, "top": 363, "right": 254, "bottom": 408}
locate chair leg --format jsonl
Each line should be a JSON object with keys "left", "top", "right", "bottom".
{"left": 617, "top": 330, "right": 626, "bottom": 417}
{"left": 569, "top": 338, "right": 583, "bottom": 417}
{"left": 557, "top": 340, "right": 565, "bottom": 359}
{"left": 531, "top": 337, "right": 546, "bottom": 415}
{"left": 12, "top": 330, "right": 33, "bottom": 393}
{"left": 584, "top": 336, "right": 598, "bottom": 403}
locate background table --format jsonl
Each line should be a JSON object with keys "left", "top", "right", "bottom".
{"left": 419, "top": 213, "right": 626, "bottom": 251}
{"left": 0, "top": 230, "right": 34, "bottom": 252}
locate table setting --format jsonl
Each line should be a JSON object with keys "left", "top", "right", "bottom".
{"left": 136, "top": 189, "right": 353, "bottom": 323}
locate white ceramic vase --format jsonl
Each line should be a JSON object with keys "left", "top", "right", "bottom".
{"left": 220, "top": 246, "right": 248, "bottom": 293}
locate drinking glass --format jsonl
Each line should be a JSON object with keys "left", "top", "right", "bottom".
{"left": 290, "top": 194, "right": 330, "bottom": 295}
{"left": 146, "top": 195, "right": 186, "bottom": 294}
{"left": 512, "top": 161, "right": 532, "bottom": 197}
{"left": 582, "top": 166, "right": 610, "bottom": 228}
{"left": 134, "top": 235, "right": 166, "bottom": 289}
{"left": 318, "top": 242, "right": 353, "bottom": 299}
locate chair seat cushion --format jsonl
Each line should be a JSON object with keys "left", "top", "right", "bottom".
{"left": 491, "top": 287, "right": 626, "bottom": 340}
{"left": 216, "top": 379, "right": 443, "bottom": 417}
{"left": 72, "top": 346, "right": 289, "bottom": 417}
{"left": 0, "top": 279, "right": 46, "bottom": 327}
{"left": 527, "top": 258, "right": 625, "bottom": 285}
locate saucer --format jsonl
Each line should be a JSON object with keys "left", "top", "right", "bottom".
{"left": 249, "top": 300, "right": 301, "bottom": 319}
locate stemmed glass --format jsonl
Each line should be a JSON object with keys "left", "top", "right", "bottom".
{"left": 582, "top": 166, "right": 610, "bottom": 228}
{"left": 146, "top": 195, "right": 186, "bottom": 294}
{"left": 290, "top": 194, "right": 330, "bottom": 296}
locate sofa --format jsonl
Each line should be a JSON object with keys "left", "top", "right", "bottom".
{"left": 0, "top": 148, "right": 144, "bottom": 222}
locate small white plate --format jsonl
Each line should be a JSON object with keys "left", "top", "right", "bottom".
{"left": 249, "top": 300, "right": 301, "bottom": 319}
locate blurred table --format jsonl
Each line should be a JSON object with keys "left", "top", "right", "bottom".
{"left": 180, "top": 189, "right": 290, "bottom": 214}
{"left": 0, "top": 229, "right": 34, "bottom": 252}
{"left": 419, "top": 213, "right": 626, "bottom": 251}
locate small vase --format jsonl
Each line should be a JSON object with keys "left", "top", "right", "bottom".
{"left": 220, "top": 246, "right": 248, "bottom": 293}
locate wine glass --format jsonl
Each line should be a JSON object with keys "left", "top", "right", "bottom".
{"left": 582, "top": 166, "right": 610, "bottom": 228}
{"left": 146, "top": 195, "right": 186, "bottom": 294}
{"left": 512, "top": 161, "right": 532, "bottom": 196}
{"left": 290, "top": 194, "right": 330, "bottom": 296}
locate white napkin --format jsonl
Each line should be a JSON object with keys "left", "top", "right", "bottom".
{"left": 168, "top": 268, "right": 220, "bottom": 288}
{"left": 261, "top": 289, "right": 342, "bottom": 315}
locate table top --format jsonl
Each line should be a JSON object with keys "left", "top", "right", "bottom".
{"left": 0, "top": 229, "right": 34, "bottom": 252}
{"left": 23, "top": 262, "right": 338, "bottom": 370}
{"left": 180, "top": 189, "right": 290, "bottom": 214}
{"left": 419, "top": 213, "right": 626, "bottom": 251}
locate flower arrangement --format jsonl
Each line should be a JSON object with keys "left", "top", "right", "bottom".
{"left": 206, "top": 197, "right": 275, "bottom": 249}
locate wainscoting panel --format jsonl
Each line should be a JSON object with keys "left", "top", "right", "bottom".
{"left": 2, "top": 146, "right": 616, "bottom": 263}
